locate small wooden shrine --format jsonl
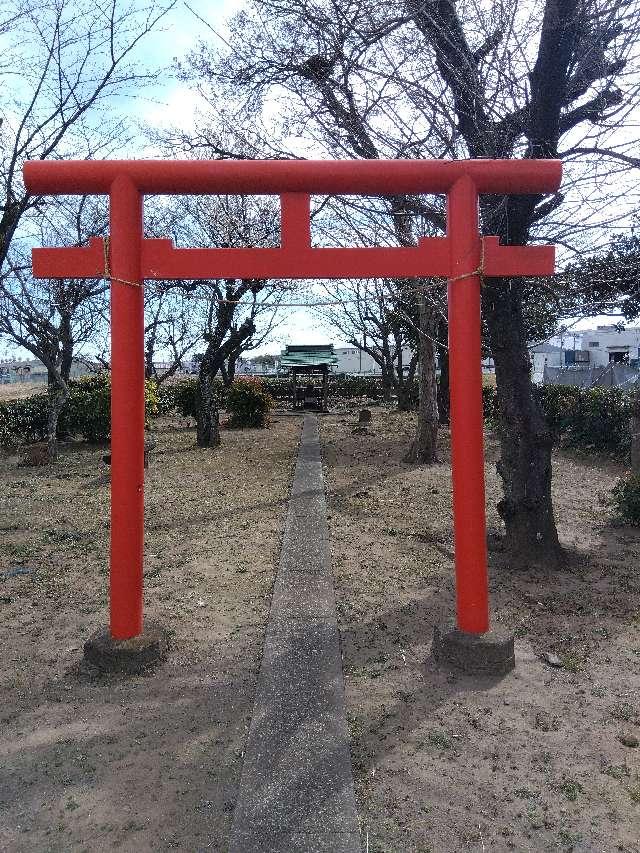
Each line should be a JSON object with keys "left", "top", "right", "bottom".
{"left": 280, "top": 344, "right": 338, "bottom": 412}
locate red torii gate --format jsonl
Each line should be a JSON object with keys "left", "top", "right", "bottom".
{"left": 24, "top": 158, "right": 561, "bottom": 650}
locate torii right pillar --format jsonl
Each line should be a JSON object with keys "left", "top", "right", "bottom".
{"left": 433, "top": 175, "right": 515, "bottom": 675}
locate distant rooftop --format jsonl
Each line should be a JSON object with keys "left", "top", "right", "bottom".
{"left": 530, "top": 343, "right": 562, "bottom": 353}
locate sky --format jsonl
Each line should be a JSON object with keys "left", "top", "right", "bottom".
{"left": 124, "top": 0, "right": 336, "bottom": 354}
{"left": 116, "top": 0, "right": 640, "bottom": 354}
{"left": 4, "top": 0, "right": 637, "bottom": 363}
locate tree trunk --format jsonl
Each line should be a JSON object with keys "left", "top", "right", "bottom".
{"left": 405, "top": 294, "right": 439, "bottom": 463}
{"left": 397, "top": 382, "right": 413, "bottom": 412}
{"left": 381, "top": 370, "right": 393, "bottom": 403}
{"left": 396, "top": 347, "right": 411, "bottom": 410}
{"left": 396, "top": 352, "right": 419, "bottom": 412}
{"left": 225, "top": 356, "right": 237, "bottom": 386}
{"left": 436, "top": 320, "right": 450, "bottom": 425}
{"left": 486, "top": 276, "right": 562, "bottom": 568}
{"left": 631, "top": 388, "right": 640, "bottom": 476}
{"left": 196, "top": 369, "right": 221, "bottom": 448}
{"left": 45, "top": 371, "right": 69, "bottom": 463}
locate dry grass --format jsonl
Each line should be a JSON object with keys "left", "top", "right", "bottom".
{"left": 3, "top": 406, "right": 639, "bottom": 853}
{"left": 321, "top": 409, "right": 640, "bottom": 853}
{"left": 0, "top": 416, "right": 300, "bottom": 852}
{"left": 0, "top": 382, "right": 46, "bottom": 401}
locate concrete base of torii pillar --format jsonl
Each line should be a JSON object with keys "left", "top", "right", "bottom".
{"left": 432, "top": 620, "right": 515, "bottom": 675}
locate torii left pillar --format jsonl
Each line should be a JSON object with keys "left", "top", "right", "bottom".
{"left": 91, "top": 177, "right": 167, "bottom": 671}
{"left": 109, "top": 174, "right": 144, "bottom": 640}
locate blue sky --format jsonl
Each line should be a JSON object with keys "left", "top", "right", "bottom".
{"left": 118, "top": 0, "right": 334, "bottom": 354}
{"left": 5, "top": 0, "right": 632, "bottom": 363}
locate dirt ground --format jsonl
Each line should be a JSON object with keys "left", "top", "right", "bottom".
{"left": 0, "top": 416, "right": 299, "bottom": 853}
{"left": 2, "top": 404, "right": 639, "bottom": 853}
{"left": 321, "top": 409, "right": 640, "bottom": 853}
{"left": 0, "top": 381, "right": 46, "bottom": 401}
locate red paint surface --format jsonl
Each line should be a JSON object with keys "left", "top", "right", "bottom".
{"left": 24, "top": 158, "right": 561, "bottom": 196}
{"left": 447, "top": 177, "right": 489, "bottom": 633}
{"left": 26, "top": 158, "right": 561, "bottom": 639}
{"left": 108, "top": 175, "right": 144, "bottom": 640}
{"left": 33, "top": 233, "right": 555, "bottom": 281}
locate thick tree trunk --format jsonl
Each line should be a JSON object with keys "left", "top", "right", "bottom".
{"left": 396, "top": 352, "right": 419, "bottom": 412}
{"left": 223, "top": 356, "right": 237, "bottom": 387}
{"left": 436, "top": 320, "right": 450, "bottom": 425}
{"left": 631, "top": 389, "right": 640, "bottom": 475}
{"left": 194, "top": 307, "right": 256, "bottom": 446}
{"left": 196, "top": 369, "right": 221, "bottom": 448}
{"left": 381, "top": 370, "right": 393, "bottom": 403}
{"left": 405, "top": 294, "right": 439, "bottom": 463}
{"left": 486, "top": 276, "right": 562, "bottom": 568}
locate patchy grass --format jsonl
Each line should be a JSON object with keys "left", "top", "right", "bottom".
{"left": 0, "top": 416, "right": 299, "bottom": 852}
{"left": 321, "top": 409, "right": 640, "bottom": 853}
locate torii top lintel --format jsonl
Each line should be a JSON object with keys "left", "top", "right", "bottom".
{"left": 24, "top": 158, "right": 562, "bottom": 281}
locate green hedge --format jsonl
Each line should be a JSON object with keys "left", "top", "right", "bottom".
{"left": 482, "top": 383, "right": 633, "bottom": 457}
{"left": 0, "top": 395, "right": 51, "bottom": 446}
{"left": 0, "top": 374, "right": 159, "bottom": 447}
{"left": 5, "top": 372, "right": 632, "bottom": 461}
{"left": 158, "top": 375, "right": 417, "bottom": 420}
{"left": 226, "top": 377, "right": 273, "bottom": 428}
{"left": 609, "top": 473, "right": 640, "bottom": 525}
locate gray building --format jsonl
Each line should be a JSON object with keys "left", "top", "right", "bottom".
{"left": 578, "top": 326, "right": 640, "bottom": 368}
{"left": 0, "top": 358, "right": 93, "bottom": 385}
{"left": 530, "top": 343, "right": 564, "bottom": 383}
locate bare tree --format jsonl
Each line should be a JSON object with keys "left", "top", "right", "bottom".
{"left": 1, "top": 0, "right": 175, "bottom": 274}
{"left": 316, "top": 277, "right": 418, "bottom": 400}
{"left": 156, "top": 193, "right": 291, "bottom": 447}
{"left": 183, "top": 0, "right": 640, "bottom": 565}
{"left": 195, "top": 277, "right": 284, "bottom": 446}
{"left": 405, "top": 0, "right": 640, "bottom": 564}
{"left": 179, "top": 3, "right": 448, "bottom": 462}
{"left": 0, "top": 0, "right": 176, "bottom": 459}
{"left": 143, "top": 286, "right": 204, "bottom": 383}
{"left": 306, "top": 191, "right": 442, "bottom": 459}
{"left": 0, "top": 197, "right": 108, "bottom": 458}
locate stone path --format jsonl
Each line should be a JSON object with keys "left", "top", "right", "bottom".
{"left": 228, "top": 413, "right": 361, "bottom": 853}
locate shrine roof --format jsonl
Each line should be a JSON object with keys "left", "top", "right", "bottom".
{"left": 280, "top": 345, "right": 338, "bottom": 368}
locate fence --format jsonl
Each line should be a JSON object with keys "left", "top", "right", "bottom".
{"left": 543, "top": 364, "right": 640, "bottom": 389}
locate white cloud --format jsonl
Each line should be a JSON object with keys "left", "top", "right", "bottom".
{"left": 141, "top": 84, "right": 205, "bottom": 134}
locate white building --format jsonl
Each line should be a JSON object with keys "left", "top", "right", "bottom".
{"left": 331, "top": 345, "right": 415, "bottom": 376}
{"left": 577, "top": 326, "right": 640, "bottom": 368}
{"left": 530, "top": 342, "right": 564, "bottom": 383}
{"left": 0, "top": 358, "right": 93, "bottom": 384}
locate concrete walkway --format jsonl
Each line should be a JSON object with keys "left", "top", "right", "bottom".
{"left": 229, "top": 414, "right": 361, "bottom": 853}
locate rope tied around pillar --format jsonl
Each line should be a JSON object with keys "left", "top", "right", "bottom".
{"left": 103, "top": 236, "right": 142, "bottom": 289}
{"left": 447, "top": 236, "right": 486, "bottom": 284}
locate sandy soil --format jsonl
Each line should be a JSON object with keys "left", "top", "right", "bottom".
{"left": 0, "top": 416, "right": 299, "bottom": 853}
{"left": 321, "top": 409, "right": 640, "bottom": 853}
{"left": 0, "top": 382, "right": 46, "bottom": 401}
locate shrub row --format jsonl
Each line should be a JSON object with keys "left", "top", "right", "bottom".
{"left": 482, "top": 383, "right": 633, "bottom": 457}
{"left": 158, "top": 375, "right": 418, "bottom": 419}
{"left": 0, "top": 374, "right": 159, "bottom": 447}
{"left": 0, "top": 373, "right": 276, "bottom": 447}
{"left": 226, "top": 377, "right": 272, "bottom": 428}
{"left": 609, "top": 474, "right": 640, "bottom": 525}
{"left": 6, "top": 374, "right": 632, "bottom": 460}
